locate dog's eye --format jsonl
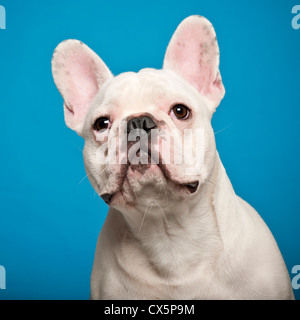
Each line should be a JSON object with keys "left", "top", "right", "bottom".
{"left": 171, "top": 104, "right": 190, "bottom": 120}
{"left": 94, "top": 117, "right": 111, "bottom": 131}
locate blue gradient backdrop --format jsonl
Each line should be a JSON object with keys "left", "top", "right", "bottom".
{"left": 0, "top": 0, "right": 299, "bottom": 299}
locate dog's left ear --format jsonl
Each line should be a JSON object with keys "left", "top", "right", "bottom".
{"left": 163, "top": 15, "right": 225, "bottom": 112}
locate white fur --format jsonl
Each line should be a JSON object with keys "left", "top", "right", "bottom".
{"left": 52, "top": 16, "right": 294, "bottom": 299}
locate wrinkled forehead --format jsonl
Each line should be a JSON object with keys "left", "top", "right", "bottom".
{"left": 95, "top": 68, "right": 194, "bottom": 110}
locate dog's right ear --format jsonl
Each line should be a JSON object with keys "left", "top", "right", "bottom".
{"left": 163, "top": 16, "right": 225, "bottom": 113}
{"left": 51, "top": 40, "right": 113, "bottom": 136}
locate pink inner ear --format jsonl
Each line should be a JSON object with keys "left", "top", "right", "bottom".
{"left": 173, "top": 26, "right": 218, "bottom": 94}
{"left": 164, "top": 17, "right": 224, "bottom": 106}
{"left": 52, "top": 40, "right": 112, "bottom": 134}
{"left": 63, "top": 52, "right": 100, "bottom": 123}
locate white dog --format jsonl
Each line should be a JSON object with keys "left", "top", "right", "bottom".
{"left": 52, "top": 16, "right": 294, "bottom": 299}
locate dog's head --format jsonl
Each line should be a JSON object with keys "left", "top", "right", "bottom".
{"left": 52, "top": 16, "right": 225, "bottom": 211}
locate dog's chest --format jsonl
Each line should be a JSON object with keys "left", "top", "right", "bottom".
{"left": 98, "top": 247, "right": 233, "bottom": 300}
{"left": 99, "top": 264, "right": 239, "bottom": 300}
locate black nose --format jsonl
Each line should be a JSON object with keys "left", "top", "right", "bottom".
{"left": 127, "top": 116, "right": 157, "bottom": 134}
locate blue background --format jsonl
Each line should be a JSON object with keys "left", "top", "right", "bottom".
{"left": 0, "top": 0, "right": 299, "bottom": 300}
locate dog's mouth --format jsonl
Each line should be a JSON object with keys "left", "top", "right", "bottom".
{"left": 100, "top": 193, "right": 114, "bottom": 205}
{"left": 99, "top": 140, "right": 200, "bottom": 206}
{"left": 184, "top": 181, "right": 199, "bottom": 194}
{"left": 100, "top": 180, "right": 199, "bottom": 205}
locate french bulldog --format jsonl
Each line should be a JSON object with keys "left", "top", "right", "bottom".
{"left": 51, "top": 15, "right": 294, "bottom": 299}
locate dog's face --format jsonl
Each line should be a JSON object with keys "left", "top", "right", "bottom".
{"left": 52, "top": 16, "right": 225, "bottom": 211}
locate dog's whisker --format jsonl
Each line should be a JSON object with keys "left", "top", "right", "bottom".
{"left": 132, "top": 187, "right": 138, "bottom": 200}
{"left": 79, "top": 167, "right": 107, "bottom": 188}
{"left": 77, "top": 173, "right": 91, "bottom": 186}
{"left": 204, "top": 178, "right": 216, "bottom": 185}
{"left": 138, "top": 204, "right": 150, "bottom": 234}
{"left": 154, "top": 199, "right": 170, "bottom": 233}
{"left": 73, "top": 143, "right": 83, "bottom": 152}
{"left": 158, "top": 184, "right": 162, "bottom": 199}
{"left": 98, "top": 167, "right": 106, "bottom": 177}
{"left": 153, "top": 182, "right": 162, "bottom": 200}
{"left": 214, "top": 123, "right": 232, "bottom": 135}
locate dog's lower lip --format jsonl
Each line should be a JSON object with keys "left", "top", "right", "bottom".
{"left": 185, "top": 182, "right": 199, "bottom": 193}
